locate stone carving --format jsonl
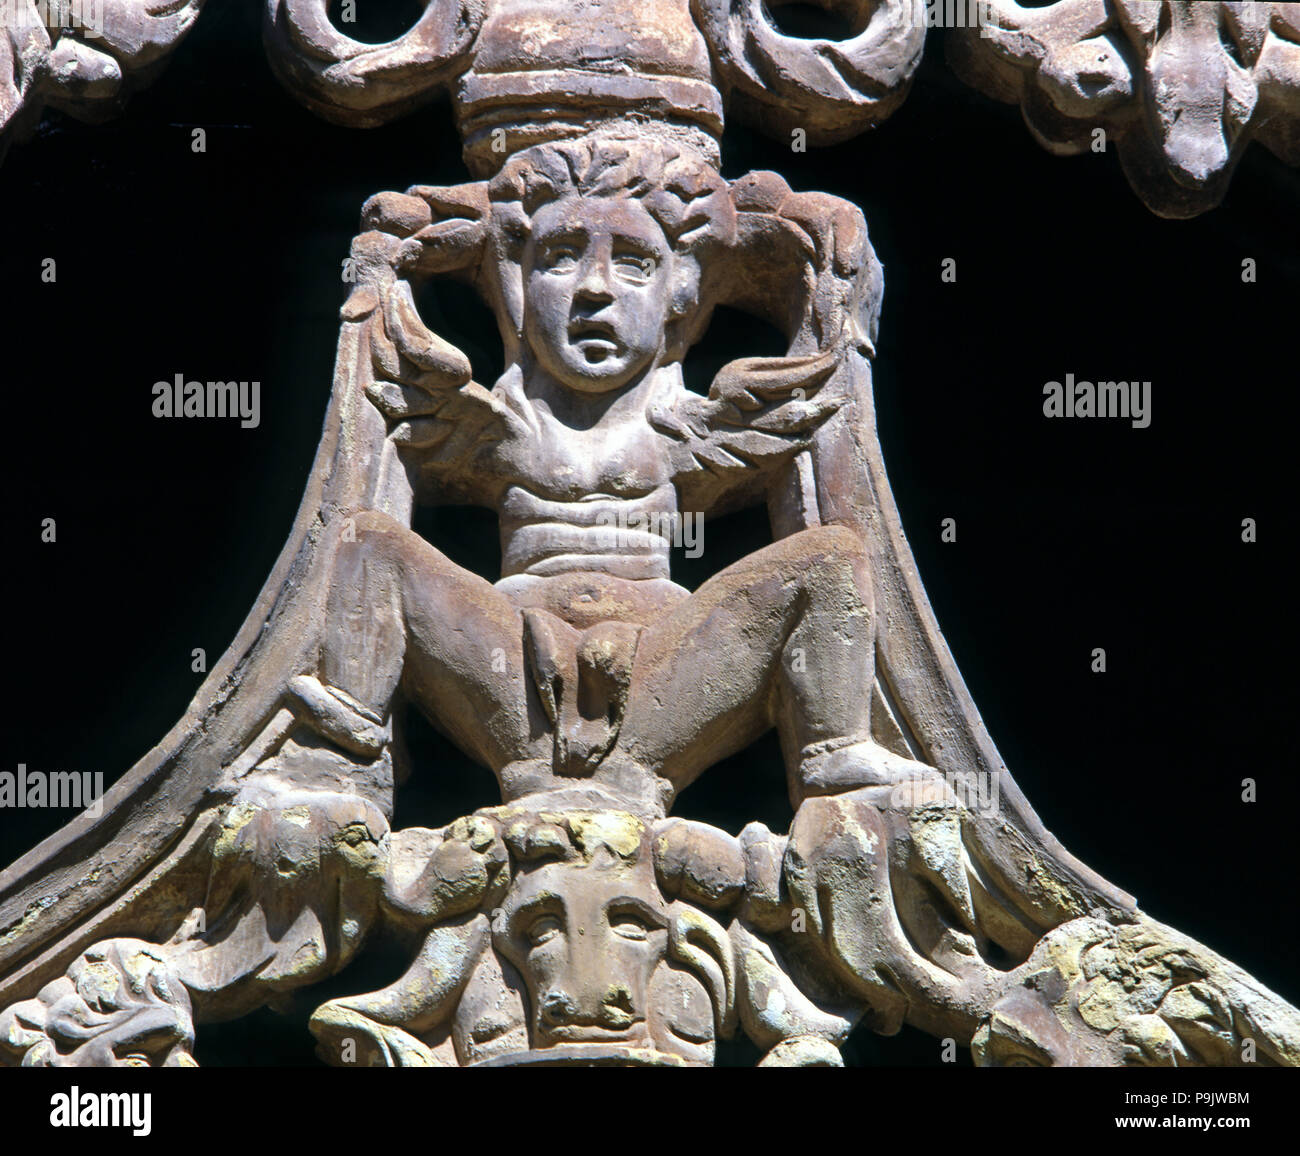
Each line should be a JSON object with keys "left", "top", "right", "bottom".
{"left": 0, "top": 938, "right": 195, "bottom": 1067}
{"left": 974, "top": 916, "right": 1300, "bottom": 1067}
{"left": 9, "top": 3, "right": 1296, "bottom": 220}
{"left": 2, "top": 0, "right": 1296, "bottom": 1067}
{"left": 263, "top": 0, "right": 928, "bottom": 173}
{"left": 0, "top": 0, "right": 206, "bottom": 163}
{"left": 949, "top": 1, "right": 1300, "bottom": 217}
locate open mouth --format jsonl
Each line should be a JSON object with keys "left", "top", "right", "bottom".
{"left": 539, "top": 1020, "right": 643, "bottom": 1044}
{"left": 568, "top": 319, "right": 621, "bottom": 362}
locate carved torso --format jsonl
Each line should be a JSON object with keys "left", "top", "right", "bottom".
{"left": 491, "top": 384, "right": 679, "bottom": 581}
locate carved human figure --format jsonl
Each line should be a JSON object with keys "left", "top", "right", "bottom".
{"left": 316, "top": 133, "right": 931, "bottom": 825}
{"left": 292, "top": 135, "right": 1038, "bottom": 1053}
{"left": 0, "top": 133, "right": 1052, "bottom": 1066}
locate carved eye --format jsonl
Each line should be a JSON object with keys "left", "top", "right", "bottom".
{"left": 542, "top": 247, "right": 578, "bottom": 273}
{"left": 526, "top": 915, "right": 562, "bottom": 947}
{"left": 610, "top": 913, "right": 650, "bottom": 940}
{"left": 614, "top": 253, "right": 655, "bottom": 283}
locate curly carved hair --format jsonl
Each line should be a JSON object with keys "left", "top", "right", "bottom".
{"left": 487, "top": 132, "right": 735, "bottom": 259}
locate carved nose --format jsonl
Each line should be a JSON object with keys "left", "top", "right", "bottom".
{"left": 575, "top": 259, "right": 615, "bottom": 303}
{"left": 539, "top": 989, "right": 580, "bottom": 1027}
{"left": 539, "top": 985, "right": 636, "bottom": 1030}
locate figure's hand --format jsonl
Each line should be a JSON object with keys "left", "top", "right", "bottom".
{"left": 386, "top": 816, "right": 509, "bottom": 926}
{"left": 797, "top": 739, "right": 947, "bottom": 803}
{"left": 705, "top": 348, "right": 842, "bottom": 434}
{"left": 345, "top": 184, "right": 505, "bottom": 457}
{"left": 286, "top": 674, "right": 390, "bottom": 759}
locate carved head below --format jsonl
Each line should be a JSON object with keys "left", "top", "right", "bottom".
{"left": 489, "top": 809, "right": 733, "bottom": 1065}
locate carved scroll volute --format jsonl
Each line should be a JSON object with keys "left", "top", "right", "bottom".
{"left": 693, "top": 0, "right": 927, "bottom": 144}
{"left": 1, "top": 0, "right": 207, "bottom": 159}
{"left": 264, "top": 0, "right": 483, "bottom": 125}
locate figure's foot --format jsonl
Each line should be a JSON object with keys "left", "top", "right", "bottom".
{"left": 287, "top": 674, "right": 390, "bottom": 758}
{"left": 310, "top": 999, "right": 441, "bottom": 1067}
{"left": 796, "top": 739, "right": 941, "bottom": 803}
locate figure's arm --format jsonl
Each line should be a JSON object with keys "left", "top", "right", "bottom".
{"left": 656, "top": 169, "right": 880, "bottom": 523}
{"left": 348, "top": 185, "right": 526, "bottom": 507}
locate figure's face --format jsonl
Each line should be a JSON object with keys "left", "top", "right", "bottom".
{"left": 522, "top": 195, "right": 675, "bottom": 394}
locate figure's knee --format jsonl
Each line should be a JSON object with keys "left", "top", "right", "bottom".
{"left": 810, "top": 525, "right": 869, "bottom": 581}
{"left": 336, "top": 509, "right": 425, "bottom": 576}
{"left": 330, "top": 509, "right": 411, "bottom": 602}
{"left": 330, "top": 507, "right": 483, "bottom": 640}
{"left": 348, "top": 508, "right": 407, "bottom": 539}
{"left": 774, "top": 526, "right": 870, "bottom": 596}
{"left": 798, "top": 523, "right": 867, "bottom": 562}
{"left": 767, "top": 523, "right": 864, "bottom": 562}
{"left": 766, "top": 527, "right": 872, "bottom": 631}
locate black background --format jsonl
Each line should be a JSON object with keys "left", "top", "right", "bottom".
{"left": 1, "top": 1, "right": 1296, "bottom": 1067}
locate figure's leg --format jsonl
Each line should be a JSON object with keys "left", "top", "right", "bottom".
{"left": 616, "top": 528, "right": 1026, "bottom": 1043}
{"left": 322, "top": 509, "right": 545, "bottom": 772}
{"left": 619, "top": 525, "right": 879, "bottom": 794}
{"left": 163, "top": 513, "right": 536, "bottom": 1040}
